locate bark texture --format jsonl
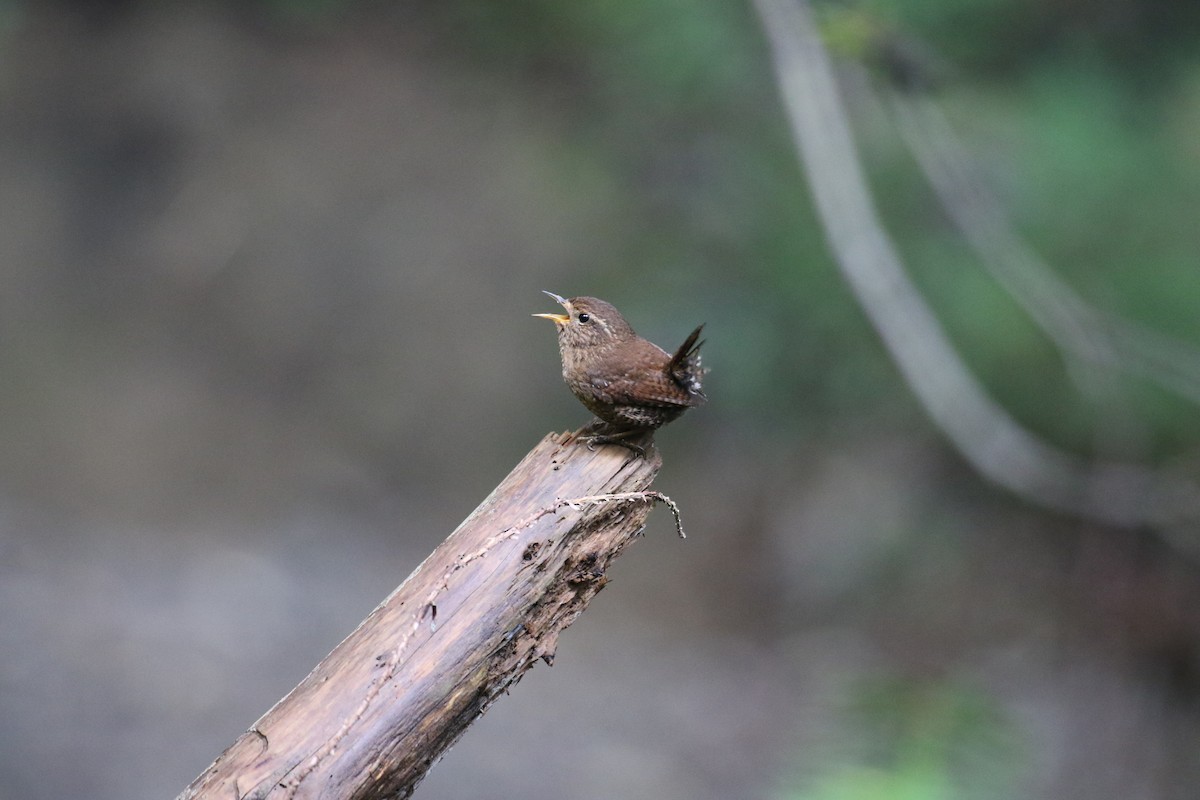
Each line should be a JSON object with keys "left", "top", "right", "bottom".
{"left": 178, "top": 429, "right": 664, "bottom": 800}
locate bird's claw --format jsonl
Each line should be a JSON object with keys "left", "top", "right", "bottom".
{"left": 578, "top": 434, "right": 646, "bottom": 458}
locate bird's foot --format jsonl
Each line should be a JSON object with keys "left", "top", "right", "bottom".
{"left": 579, "top": 433, "right": 647, "bottom": 458}
{"left": 575, "top": 422, "right": 651, "bottom": 458}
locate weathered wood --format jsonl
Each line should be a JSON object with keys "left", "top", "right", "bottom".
{"left": 177, "top": 429, "right": 667, "bottom": 800}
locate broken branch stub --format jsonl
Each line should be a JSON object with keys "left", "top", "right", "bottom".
{"left": 178, "top": 428, "right": 675, "bottom": 800}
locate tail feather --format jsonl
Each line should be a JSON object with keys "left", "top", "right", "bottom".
{"left": 668, "top": 324, "right": 707, "bottom": 402}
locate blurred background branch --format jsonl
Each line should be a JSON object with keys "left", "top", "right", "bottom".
{"left": 886, "top": 91, "right": 1200, "bottom": 409}
{"left": 753, "top": 0, "right": 1200, "bottom": 533}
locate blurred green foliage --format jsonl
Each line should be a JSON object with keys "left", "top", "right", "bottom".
{"left": 224, "top": 0, "right": 1200, "bottom": 457}
{"left": 778, "top": 679, "right": 1022, "bottom": 800}
{"left": 429, "top": 0, "right": 1200, "bottom": 460}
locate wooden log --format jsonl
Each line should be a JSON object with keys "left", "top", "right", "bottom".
{"left": 178, "top": 428, "right": 674, "bottom": 800}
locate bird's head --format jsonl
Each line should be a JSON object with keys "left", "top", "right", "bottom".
{"left": 533, "top": 291, "right": 634, "bottom": 349}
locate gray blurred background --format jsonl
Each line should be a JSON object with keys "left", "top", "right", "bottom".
{"left": 2, "top": 2, "right": 1200, "bottom": 799}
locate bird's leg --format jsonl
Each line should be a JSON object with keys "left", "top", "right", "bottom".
{"left": 576, "top": 420, "right": 650, "bottom": 458}
{"left": 586, "top": 432, "right": 646, "bottom": 458}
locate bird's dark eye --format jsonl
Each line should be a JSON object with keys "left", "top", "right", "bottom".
{"left": 577, "top": 313, "right": 590, "bottom": 323}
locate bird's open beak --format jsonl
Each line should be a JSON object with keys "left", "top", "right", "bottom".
{"left": 532, "top": 290, "right": 571, "bottom": 324}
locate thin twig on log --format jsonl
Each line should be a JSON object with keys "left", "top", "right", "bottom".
{"left": 177, "top": 428, "right": 682, "bottom": 800}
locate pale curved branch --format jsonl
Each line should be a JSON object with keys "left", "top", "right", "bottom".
{"left": 885, "top": 91, "right": 1200, "bottom": 407}
{"left": 752, "top": 0, "right": 1200, "bottom": 530}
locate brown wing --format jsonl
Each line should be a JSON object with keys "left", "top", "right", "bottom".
{"left": 586, "top": 338, "right": 706, "bottom": 409}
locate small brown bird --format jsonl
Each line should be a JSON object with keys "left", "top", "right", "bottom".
{"left": 534, "top": 291, "right": 706, "bottom": 452}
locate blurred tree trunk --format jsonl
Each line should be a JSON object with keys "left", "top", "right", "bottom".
{"left": 177, "top": 429, "right": 667, "bottom": 800}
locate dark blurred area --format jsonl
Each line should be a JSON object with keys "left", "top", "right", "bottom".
{"left": 1, "top": 1, "right": 1199, "bottom": 798}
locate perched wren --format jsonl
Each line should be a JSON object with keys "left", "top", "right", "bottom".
{"left": 534, "top": 291, "right": 706, "bottom": 451}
